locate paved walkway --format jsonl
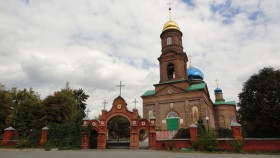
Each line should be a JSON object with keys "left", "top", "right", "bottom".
{"left": 0, "top": 149, "right": 279, "bottom": 158}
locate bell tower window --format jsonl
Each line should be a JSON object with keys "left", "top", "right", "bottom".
{"left": 167, "top": 63, "right": 175, "bottom": 80}
{"left": 167, "top": 37, "right": 172, "bottom": 45}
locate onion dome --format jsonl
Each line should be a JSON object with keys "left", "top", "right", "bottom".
{"left": 187, "top": 67, "right": 204, "bottom": 81}
{"left": 214, "top": 87, "right": 222, "bottom": 93}
{"left": 162, "top": 21, "right": 180, "bottom": 32}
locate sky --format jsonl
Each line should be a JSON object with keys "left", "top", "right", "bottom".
{"left": 0, "top": 0, "right": 279, "bottom": 119}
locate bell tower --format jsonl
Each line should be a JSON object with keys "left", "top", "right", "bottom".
{"left": 158, "top": 8, "right": 188, "bottom": 83}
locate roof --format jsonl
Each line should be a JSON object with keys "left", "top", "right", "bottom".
{"left": 142, "top": 82, "right": 206, "bottom": 97}
{"left": 4, "top": 126, "right": 15, "bottom": 131}
{"left": 156, "top": 78, "right": 186, "bottom": 85}
{"left": 141, "top": 90, "right": 155, "bottom": 97}
{"left": 187, "top": 83, "right": 206, "bottom": 91}
{"left": 214, "top": 101, "right": 236, "bottom": 106}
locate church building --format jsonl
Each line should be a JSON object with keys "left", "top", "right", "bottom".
{"left": 141, "top": 8, "right": 237, "bottom": 131}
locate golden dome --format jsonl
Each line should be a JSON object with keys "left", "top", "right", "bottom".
{"left": 162, "top": 21, "right": 180, "bottom": 32}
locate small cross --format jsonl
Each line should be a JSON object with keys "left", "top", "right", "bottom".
{"left": 188, "top": 54, "right": 193, "bottom": 67}
{"left": 102, "top": 100, "right": 108, "bottom": 110}
{"left": 167, "top": 0, "right": 173, "bottom": 21}
{"left": 215, "top": 79, "right": 219, "bottom": 88}
{"left": 132, "top": 99, "right": 138, "bottom": 109}
{"left": 85, "top": 108, "right": 91, "bottom": 117}
{"left": 116, "top": 81, "right": 125, "bottom": 96}
{"left": 167, "top": 0, "right": 172, "bottom": 9}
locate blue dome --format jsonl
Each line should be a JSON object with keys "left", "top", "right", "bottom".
{"left": 214, "top": 87, "right": 222, "bottom": 93}
{"left": 187, "top": 67, "right": 204, "bottom": 81}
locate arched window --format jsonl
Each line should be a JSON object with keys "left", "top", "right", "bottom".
{"left": 167, "top": 111, "right": 178, "bottom": 118}
{"left": 192, "top": 106, "right": 199, "bottom": 124}
{"left": 167, "top": 37, "right": 172, "bottom": 45}
{"left": 167, "top": 63, "right": 175, "bottom": 79}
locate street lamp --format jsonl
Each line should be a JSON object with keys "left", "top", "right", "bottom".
{"left": 205, "top": 116, "right": 209, "bottom": 131}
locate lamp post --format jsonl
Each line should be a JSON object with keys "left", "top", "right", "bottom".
{"left": 206, "top": 116, "right": 209, "bottom": 131}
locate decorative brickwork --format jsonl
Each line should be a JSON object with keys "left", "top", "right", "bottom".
{"left": 81, "top": 96, "right": 156, "bottom": 149}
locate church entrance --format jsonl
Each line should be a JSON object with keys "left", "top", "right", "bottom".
{"left": 107, "top": 116, "right": 130, "bottom": 149}
{"left": 167, "top": 111, "right": 179, "bottom": 131}
{"left": 89, "top": 130, "right": 98, "bottom": 149}
{"left": 80, "top": 96, "right": 156, "bottom": 149}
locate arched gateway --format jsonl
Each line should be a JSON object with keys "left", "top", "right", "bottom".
{"left": 80, "top": 96, "right": 156, "bottom": 149}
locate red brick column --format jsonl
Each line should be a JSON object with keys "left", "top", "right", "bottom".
{"left": 149, "top": 117, "right": 156, "bottom": 149}
{"left": 81, "top": 117, "right": 90, "bottom": 149}
{"left": 189, "top": 124, "right": 197, "bottom": 142}
{"left": 231, "top": 121, "right": 243, "bottom": 140}
{"left": 80, "top": 131, "right": 89, "bottom": 149}
{"left": 2, "top": 127, "right": 16, "bottom": 145}
{"left": 39, "top": 127, "right": 48, "bottom": 145}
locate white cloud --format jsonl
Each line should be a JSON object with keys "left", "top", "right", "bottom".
{"left": 0, "top": 0, "right": 279, "bottom": 118}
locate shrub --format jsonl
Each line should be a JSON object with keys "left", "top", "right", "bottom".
{"left": 16, "top": 138, "right": 32, "bottom": 149}
{"left": 45, "top": 122, "right": 82, "bottom": 150}
{"left": 192, "top": 129, "right": 218, "bottom": 152}
{"left": 228, "top": 139, "right": 244, "bottom": 153}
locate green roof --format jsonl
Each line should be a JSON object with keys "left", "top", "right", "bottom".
{"left": 214, "top": 101, "right": 236, "bottom": 106}
{"left": 187, "top": 83, "right": 206, "bottom": 91}
{"left": 141, "top": 90, "right": 155, "bottom": 97}
{"left": 156, "top": 79, "right": 186, "bottom": 85}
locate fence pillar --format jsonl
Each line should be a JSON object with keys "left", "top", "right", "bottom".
{"left": 39, "top": 127, "right": 48, "bottom": 145}
{"left": 2, "top": 127, "right": 16, "bottom": 145}
{"left": 149, "top": 116, "right": 156, "bottom": 149}
{"left": 189, "top": 124, "right": 197, "bottom": 142}
{"left": 81, "top": 117, "right": 90, "bottom": 149}
{"left": 231, "top": 121, "right": 243, "bottom": 140}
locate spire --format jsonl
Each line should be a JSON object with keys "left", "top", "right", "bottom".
{"left": 162, "top": 1, "right": 180, "bottom": 32}
{"left": 168, "top": 1, "right": 172, "bottom": 21}
{"left": 189, "top": 55, "right": 193, "bottom": 68}
{"left": 214, "top": 79, "right": 224, "bottom": 101}
{"left": 215, "top": 79, "right": 219, "bottom": 88}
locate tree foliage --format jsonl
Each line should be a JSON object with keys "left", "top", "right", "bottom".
{"left": 42, "top": 87, "right": 89, "bottom": 149}
{"left": 107, "top": 116, "right": 130, "bottom": 141}
{"left": 0, "top": 83, "right": 89, "bottom": 149}
{"left": 42, "top": 88, "right": 88, "bottom": 124}
{"left": 238, "top": 67, "right": 280, "bottom": 137}
{"left": 0, "top": 86, "right": 14, "bottom": 134}
{"left": 12, "top": 88, "right": 43, "bottom": 137}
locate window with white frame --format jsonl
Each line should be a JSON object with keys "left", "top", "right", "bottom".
{"left": 167, "top": 37, "right": 172, "bottom": 45}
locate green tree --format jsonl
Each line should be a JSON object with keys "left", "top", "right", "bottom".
{"left": 43, "top": 87, "right": 89, "bottom": 149}
{"left": 42, "top": 88, "right": 88, "bottom": 124}
{"left": 12, "top": 88, "right": 43, "bottom": 137}
{"left": 0, "top": 85, "right": 14, "bottom": 134}
{"left": 238, "top": 67, "right": 280, "bottom": 137}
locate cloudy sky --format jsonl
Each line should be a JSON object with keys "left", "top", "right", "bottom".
{"left": 0, "top": 0, "right": 279, "bottom": 118}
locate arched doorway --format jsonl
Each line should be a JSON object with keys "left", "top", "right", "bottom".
{"left": 89, "top": 130, "right": 98, "bottom": 149}
{"left": 107, "top": 115, "right": 130, "bottom": 149}
{"left": 167, "top": 111, "right": 179, "bottom": 131}
{"left": 81, "top": 96, "right": 156, "bottom": 149}
{"left": 138, "top": 128, "right": 149, "bottom": 149}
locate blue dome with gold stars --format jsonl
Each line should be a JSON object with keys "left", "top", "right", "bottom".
{"left": 187, "top": 67, "right": 204, "bottom": 81}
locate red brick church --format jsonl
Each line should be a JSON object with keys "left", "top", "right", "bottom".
{"left": 141, "top": 9, "right": 237, "bottom": 131}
